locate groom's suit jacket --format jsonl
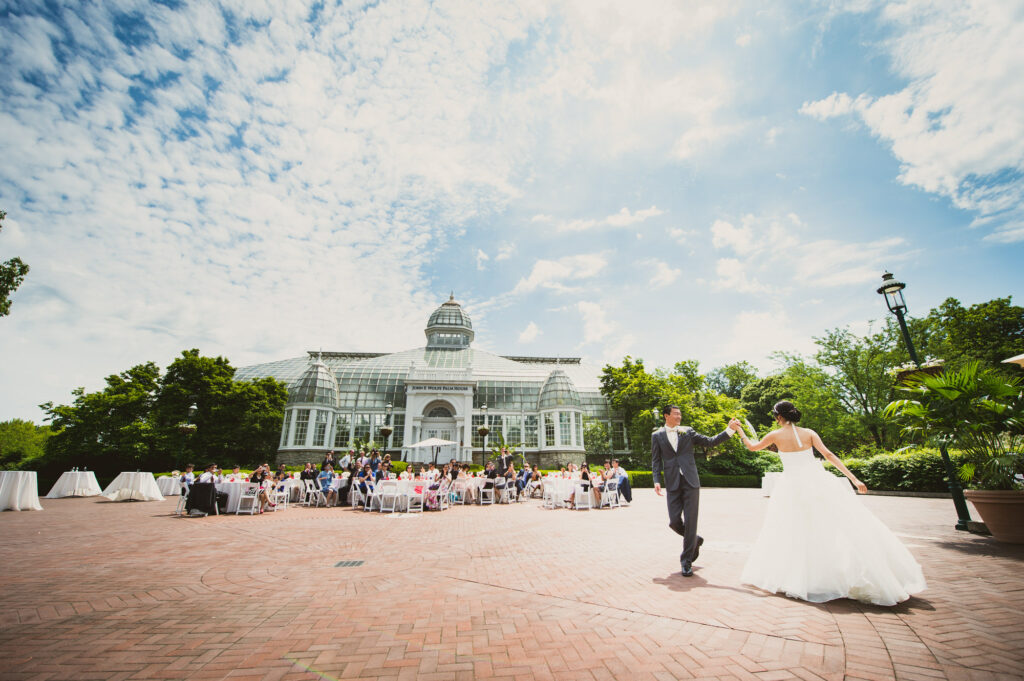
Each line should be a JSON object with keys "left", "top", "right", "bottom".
{"left": 651, "top": 426, "right": 733, "bottom": 491}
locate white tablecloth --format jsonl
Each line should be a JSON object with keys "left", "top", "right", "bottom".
{"left": 156, "top": 476, "right": 182, "bottom": 496}
{"left": 101, "top": 472, "right": 165, "bottom": 502}
{"left": 0, "top": 471, "right": 43, "bottom": 511}
{"left": 46, "top": 471, "right": 102, "bottom": 498}
{"left": 216, "top": 481, "right": 250, "bottom": 512}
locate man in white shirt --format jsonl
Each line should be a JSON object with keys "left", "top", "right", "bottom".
{"left": 609, "top": 459, "right": 632, "bottom": 504}
{"left": 198, "top": 464, "right": 220, "bottom": 484}
{"left": 339, "top": 450, "right": 352, "bottom": 469}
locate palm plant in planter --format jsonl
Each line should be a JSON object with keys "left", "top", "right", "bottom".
{"left": 884, "top": 362, "right": 1024, "bottom": 542}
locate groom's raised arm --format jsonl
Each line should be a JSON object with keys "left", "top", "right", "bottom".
{"left": 690, "top": 425, "right": 737, "bottom": 450}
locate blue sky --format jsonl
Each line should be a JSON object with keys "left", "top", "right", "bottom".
{"left": 1, "top": 0, "right": 1022, "bottom": 421}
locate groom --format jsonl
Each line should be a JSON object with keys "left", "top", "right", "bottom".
{"left": 652, "top": 405, "right": 742, "bottom": 576}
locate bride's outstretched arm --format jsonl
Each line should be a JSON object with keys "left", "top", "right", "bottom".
{"left": 810, "top": 431, "right": 867, "bottom": 494}
{"left": 737, "top": 428, "right": 776, "bottom": 452}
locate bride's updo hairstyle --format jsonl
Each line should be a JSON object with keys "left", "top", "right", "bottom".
{"left": 772, "top": 400, "right": 802, "bottom": 423}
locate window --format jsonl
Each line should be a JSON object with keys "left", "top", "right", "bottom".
{"left": 505, "top": 415, "right": 521, "bottom": 445}
{"left": 293, "top": 409, "right": 310, "bottom": 446}
{"left": 524, "top": 415, "right": 538, "bottom": 447}
{"left": 312, "top": 410, "right": 329, "bottom": 447}
{"left": 427, "top": 406, "right": 452, "bottom": 418}
{"left": 370, "top": 413, "right": 387, "bottom": 446}
{"left": 559, "top": 412, "right": 571, "bottom": 446}
{"left": 280, "top": 411, "right": 291, "bottom": 447}
{"left": 334, "top": 413, "right": 351, "bottom": 448}
{"left": 544, "top": 413, "right": 555, "bottom": 448}
{"left": 612, "top": 421, "right": 625, "bottom": 450}
{"left": 576, "top": 413, "right": 583, "bottom": 448}
{"left": 353, "top": 413, "right": 371, "bottom": 445}
{"left": 390, "top": 413, "right": 404, "bottom": 447}
{"left": 472, "top": 414, "right": 485, "bottom": 447}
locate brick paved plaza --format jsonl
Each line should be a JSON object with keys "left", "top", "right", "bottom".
{"left": 2, "top": 489, "right": 1022, "bottom": 681}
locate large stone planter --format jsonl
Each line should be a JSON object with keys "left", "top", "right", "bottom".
{"left": 964, "top": 489, "right": 1024, "bottom": 543}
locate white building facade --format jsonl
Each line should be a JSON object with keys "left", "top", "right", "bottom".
{"left": 235, "top": 295, "right": 628, "bottom": 466}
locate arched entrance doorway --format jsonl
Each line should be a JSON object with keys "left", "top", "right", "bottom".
{"left": 421, "top": 400, "right": 458, "bottom": 444}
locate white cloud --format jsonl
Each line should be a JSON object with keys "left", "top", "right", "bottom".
{"left": 495, "top": 242, "right": 516, "bottom": 261}
{"left": 518, "top": 321, "right": 541, "bottom": 343}
{"left": 531, "top": 205, "right": 665, "bottom": 232}
{"left": 735, "top": 33, "right": 752, "bottom": 47}
{"left": 802, "top": 0, "right": 1024, "bottom": 242}
{"left": 709, "top": 212, "right": 908, "bottom": 294}
{"left": 647, "top": 260, "right": 682, "bottom": 288}
{"left": 512, "top": 253, "right": 608, "bottom": 294}
{"left": 476, "top": 249, "right": 490, "bottom": 271}
{"left": 577, "top": 300, "right": 614, "bottom": 344}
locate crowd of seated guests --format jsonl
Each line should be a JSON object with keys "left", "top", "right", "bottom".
{"left": 177, "top": 445, "right": 632, "bottom": 514}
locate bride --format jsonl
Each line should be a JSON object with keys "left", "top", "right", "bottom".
{"left": 737, "top": 401, "right": 926, "bottom": 606}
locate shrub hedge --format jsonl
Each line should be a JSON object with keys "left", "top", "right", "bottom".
{"left": 824, "top": 448, "right": 963, "bottom": 492}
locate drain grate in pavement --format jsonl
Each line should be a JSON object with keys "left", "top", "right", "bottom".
{"left": 334, "top": 560, "right": 364, "bottom": 568}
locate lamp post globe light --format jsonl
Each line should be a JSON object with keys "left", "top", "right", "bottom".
{"left": 877, "top": 272, "right": 972, "bottom": 531}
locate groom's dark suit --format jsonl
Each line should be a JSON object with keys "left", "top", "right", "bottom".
{"left": 652, "top": 426, "right": 734, "bottom": 565}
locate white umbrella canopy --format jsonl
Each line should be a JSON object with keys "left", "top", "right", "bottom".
{"left": 1003, "top": 353, "right": 1024, "bottom": 367}
{"left": 406, "top": 437, "right": 460, "bottom": 448}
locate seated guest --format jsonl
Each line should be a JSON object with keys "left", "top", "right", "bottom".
{"left": 516, "top": 465, "right": 531, "bottom": 499}
{"left": 457, "top": 464, "right": 478, "bottom": 503}
{"left": 198, "top": 464, "right": 219, "bottom": 484}
{"left": 381, "top": 453, "right": 392, "bottom": 476}
{"left": 483, "top": 462, "right": 498, "bottom": 493}
{"left": 356, "top": 464, "right": 374, "bottom": 495}
{"left": 609, "top": 459, "right": 631, "bottom": 504}
{"left": 300, "top": 462, "right": 318, "bottom": 483}
{"left": 181, "top": 464, "right": 196, "bottom": 488}
{"left": 250, "top": 463, "right": 276, "bottom": 512}
{"left": 399, "top": 465, "right": 412, "bottom": 480}
{"left": 226, "top": 465, "right": 244, "bottom": 483}
{"left": 369, "top": 450, "right": 381, "bottom": 475}
{"left": 558, "top": 466, "right": 567, "bottom": 479}
{"left": 426, "top": 463, "right": 440, "bottom": 481}
{"left": 418, "top": 464, "right": 429, "bottom": 480}
{"left": 567, "top": 463, "right": 593, "bottom": 506}
{"left": 319, "top": 465, "right": 336, "bottom": 505}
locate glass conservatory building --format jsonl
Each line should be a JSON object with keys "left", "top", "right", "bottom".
{"left": 234, "top": 295, "right": 629, "bottom": 466}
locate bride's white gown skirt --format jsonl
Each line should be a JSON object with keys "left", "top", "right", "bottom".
{"left": 741, "top": 449, "right": 926, "bottom": 606}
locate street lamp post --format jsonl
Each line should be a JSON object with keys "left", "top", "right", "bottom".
{"left": 380, "top": 403, "right": 394, "bottom": 458}
{"left": 877, "top": 272, "right": 972, "bottom": 531}
{"left": 178, "top": 402, "right": 199, "bottom": 464}
{"left": 479, "top": 403, "right": 490, "bottom": 463}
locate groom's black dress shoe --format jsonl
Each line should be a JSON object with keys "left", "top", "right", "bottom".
{"left": 680, "top": 560, "right": 693, "bottom": 577}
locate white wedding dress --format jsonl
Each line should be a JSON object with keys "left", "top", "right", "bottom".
{"left": 741, "top": 427, "right": 926, "bottom": 606}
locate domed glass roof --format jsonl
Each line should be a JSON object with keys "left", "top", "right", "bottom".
{"left": 538, "top": 369, "right": 581, "bottom": 409}
{"left": 427, "top": 293, "right": 473, "bottom": 329}
{"left": 287, "top": 356, "right": 340, "bottom": 406}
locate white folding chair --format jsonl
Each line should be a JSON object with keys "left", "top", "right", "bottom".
{"left": 378, "top": 481, "right": 399, "bottom": 513}
{"left": 436, "top": 479, "right": 451, "bottom": 511}
{"left": 451, "top": 481, "right": 466, "bottom": 505}
{"left": 573, "top": 482, "right": 592, "bottom": 510}
{"left": 175, "top": 480, "right": 189, "bottom": 516}
{"left": 272, "top": 484, "right": 289, "bottom": 511}
{"left": 405, "top": 484, "right": 424, "bottom": 513}
{"left": 349, "top": 484, "right": 366, "bottom": 509}
{"left": 304, "top": 480, "right": 326, "bottom": 508}
{"left": 600, "top": 480, "right": 620, "bottom": 509}
{"left": 364, "top": 483, "right": 378, "bottom": 511}
{"left": 236, "top": 483, "right": 260, "bottom": 515}
{"left": 480, "top": 482, "right": 495, "bottom": 505}
{"left": 542, "top": 478, "right": 563, "bottom": 509}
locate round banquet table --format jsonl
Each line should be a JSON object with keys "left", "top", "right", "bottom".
{"left": 0, "top": 470, "right": 43, "bottom": 511}
{"left": 101, "top": 472, "right": 165, "bottom": 502}
{"left": 543, "top": 476, "right": 597, "bottom": 506}
{"left": 215, "top": 481, "right": 249, "bottom": 513}
{"left": 156, "top": 476, "right": 182, "bottom": 496}
{"left": 46, "top": 470, "right": 102, "bottom": 498}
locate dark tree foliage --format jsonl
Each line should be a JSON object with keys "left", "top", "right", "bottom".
{"left": 0, "top": 209, "right": 31, "bottom": 317}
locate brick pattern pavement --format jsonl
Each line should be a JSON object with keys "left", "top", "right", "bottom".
{"left": 1, "top": 489, "right": 1022, "bottom": 681}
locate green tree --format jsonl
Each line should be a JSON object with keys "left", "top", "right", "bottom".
{"left": 0, "top": 419, "right": 53, "bottom": 469}
{"left": 152, "top": 349, "right": 288, "bottom": 467}
{"left": 583, "top": 418, "right": 612, "bottom": 461}
{"left": 41, "top": 362, "right": 162, "bottom": 478}
{"left": 812, "top": 327, "right": 901, "bottom": 448}
{"left": 740, "top": 374, "right": 793, "bottom": 430}
{"left": 924, "top": 297, "right": 1024, "bottom": 371}
{"left": 706, "top": 361, "right": 759, "bottom": 399}
{"left": 0, "top": 209, "right": 31, "bottom": 317}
